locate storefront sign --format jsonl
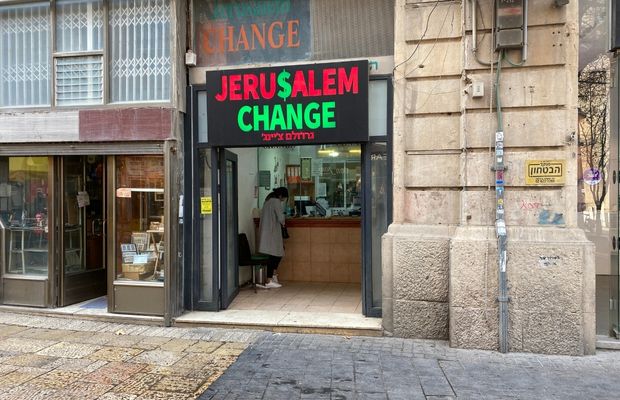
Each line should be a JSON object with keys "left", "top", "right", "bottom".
{"left": 525, "top": 160, "right": 565, "bottom": 185}
{"left": 195, "top": 0, "right": 310, "bottom": 66}
{"left": 205, "top": 60, "right": 369, "bottom": 146}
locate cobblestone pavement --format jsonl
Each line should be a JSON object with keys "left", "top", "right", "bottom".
{"left": 0, "top": 311, "right": 263, "bottom": 399}
{"left": 200, "top": 333, "right": 620, "bottom": 400}
{"left": 1, "top": 311, "right": 619, "bottom": 400}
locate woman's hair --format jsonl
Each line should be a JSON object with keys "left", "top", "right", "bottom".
{"left": 266, "top": 187, "right": 289, "bottom": 200}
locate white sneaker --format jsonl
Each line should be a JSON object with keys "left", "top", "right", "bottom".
{"left": 264, "top": 281, "right": 282, "bottom": 289}
{"left": 255, "top": 284, "right": 267, "bottom": 289}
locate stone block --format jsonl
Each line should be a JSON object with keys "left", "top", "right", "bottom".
{"left": 403, "top": 190, "right": 460, "bottom": 225}
{"left": 465, "top": 26, "right": 568, "bottom": 71}
{"left": 464, "top": 109, "right": 569, "bottom": 148}
{"left": 405, "top": 2, "right": 462, "bottom": 41}
{"left": 406, "top": 115, "right": 460, "bottom": 151}
{"left": 461, "top": 189, "right": 566, "bottom": 227}
{"left": 509, "top": 244, "right": 584, "bottom": 313}
{"left": 405, "top": 154, "right": 460, "bottom": 187}
{"left": 449, "top": 307, "right": 499, "bottom": 351}
{"left": 450, "top": 237, "right": 498, "bottom": 308}
{"left": 401, "top": 40, "right": 462, "bottom": 79}
{"left": 464, "top": 0, "right": 567, "bottom": 30}
{"left": 393, "top": 238, "right": 449, "bottom": 302}
{"left": 465, "top": 67, "right": 568, "bottom": 109}
{"left": 406, "top": 78, "right": 461, "bottom": 115}
{"left": 465, "top": 149, "right": 572, "bottom": 187}
{"left": 522, "top": 312, "right": 583, "bottom": 355}
{"left": 394, "top": 300, "right": 449, "bottom": 339}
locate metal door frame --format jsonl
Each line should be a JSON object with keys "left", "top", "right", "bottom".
{"left": 219, "top": 149, "right": 239, "bottom": 309}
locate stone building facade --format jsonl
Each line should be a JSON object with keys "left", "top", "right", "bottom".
{"left": 384, "top": 0, "right": 595, "bottom": 355}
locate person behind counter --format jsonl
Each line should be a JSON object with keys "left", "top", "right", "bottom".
{"left": 258, "top": 187, "right": 288, "bottom": 288}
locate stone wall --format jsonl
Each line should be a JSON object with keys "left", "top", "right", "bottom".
{"left": 386, "top": 0, "right": 595, "bottom": 355}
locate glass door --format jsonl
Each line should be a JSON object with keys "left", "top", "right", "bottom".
{"left": 220, "top": 150, "right": 239, "bottom": 309}
{"left": 362, "top": 142, "right": 390, "bottom": 317}
{"left": 59, "top": 156, "right": 106, "bottom": 306}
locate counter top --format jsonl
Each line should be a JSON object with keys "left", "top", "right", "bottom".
{"left": 253, "top": 217, "right": 360, "bottom": 228}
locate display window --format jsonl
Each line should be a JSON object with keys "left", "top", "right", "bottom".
{"left": 114, "top": 156, "right": 165, "bottom": 282}
{"left": 0, "top": 156, "right": 50, "bottom": 276}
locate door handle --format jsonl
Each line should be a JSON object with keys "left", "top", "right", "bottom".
{"left": 614, "top": 170, "right": 617, "bottom": 184}
{"left": 613, "top": 236, "right": 616, "bottom": 251}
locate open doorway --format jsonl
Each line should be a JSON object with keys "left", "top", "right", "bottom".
{"left": 207, "top": 143, "right": 386, "bottom": 317}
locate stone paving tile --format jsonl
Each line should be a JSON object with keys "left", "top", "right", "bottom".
{"left": 131, "top": 349, "right": 186, "bottom": 366}
{"left": 19, "top": 328, "right": 75, "bottom": 341}
{"left": 26, "top": 369, "right": 84, "bottom": 389}
{"left": 0, "top": 384, "right": 59, "bottom": 400}
{"left": 0, "top": 366, "right": 49, "bottom": 390}
{"left": 0, "top": 337, "right": 57, "bottom": 353}
{"left": 46, "top": 357, "right": 108, "bottom": 373}
{"left": 2, "top": 353, "right": 58, "bottom": 368}
{"left": 159, "top": 338, "right": 198, "bottom": 352}
{"left": 88, "top": 346, "right": 144, "bottom": 362}
{"left": 0, "top": 325, "right": 28, "bottom": 338}
{"left": 82, "top": 361, "right": 147, "bottom": 385}
{"left": 64, "top": 330, "right": 119, "bottom": 345}
{"left": 133, "top": 336, "right": 172, "bottom": 350}
{"left": 186, "top": 341, "right": 224, "bottom": 354}
{"left": 56, "top": 380, "right": 115, "bottom": 400}
{"left": 36, "top": 341, "right": 101, "bottom": 358}
{"left": 136, "top": 390, "right": 191, "bottom": 400}
{"left": 99, "top": 393, "right": 139, "bottom": 400}
{"left": 150, "top": 375, "right": 206, "bottom": 393}
{"left": 110, "top": 372, "right": 163, "bottom": 396}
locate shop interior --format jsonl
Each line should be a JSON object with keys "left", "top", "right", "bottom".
{"left": 229, "top": 144, "right": 364, "bottom": 315}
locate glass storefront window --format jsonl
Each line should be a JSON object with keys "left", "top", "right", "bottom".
{"left": 114, "top": 156, "right": 164, "bottom": 282}
{"left": 258, "top": 145, "right": 361, "bottom": 216}
{"left": 0, "top": 157, "right": 50, "bottom": 276}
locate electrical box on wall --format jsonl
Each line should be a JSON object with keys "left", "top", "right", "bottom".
{"left": 495, "top": 0, "right": 525, "bottom": 50}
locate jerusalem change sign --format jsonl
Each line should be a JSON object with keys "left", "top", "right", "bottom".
{"left": 205, "top": 60, "right": 369, "bottom": 146}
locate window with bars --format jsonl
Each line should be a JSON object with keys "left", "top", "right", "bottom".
{"left": 0, "top": 3, "right": 51, "bottom": 108}
{"left": 109, "top": 0, "right": 171, "bottom": 103}
{"left": 0, "top": 0, "right": 171, "bottom": 108}
{"left": 55, "top": 0, "right": 104, "bottom": 106}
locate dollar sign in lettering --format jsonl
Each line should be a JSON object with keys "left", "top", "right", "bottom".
{"left": 277, "top": 69, "right": 292, "bottom": 101}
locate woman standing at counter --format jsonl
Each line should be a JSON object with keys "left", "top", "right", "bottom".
{"left": 258, "top": 187, "right": 288, "bottom": 288}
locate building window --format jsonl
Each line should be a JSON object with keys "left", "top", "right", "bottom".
{"left": 54, "top": 0, "right": 104, "bottom": 106}
{"left": 109, "top": 0, "right": 171, "bottom": 103}
{"left": 0, "top": 3, "right": 51, "bottom": 108}
{"left": 0, "top": 0, "right": 171, "bottom": 109}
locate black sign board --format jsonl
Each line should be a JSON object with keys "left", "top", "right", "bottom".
{"left": 205, "top": 60, "right": 369, "bottom": 146}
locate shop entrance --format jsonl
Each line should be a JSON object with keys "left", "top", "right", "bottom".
{"left": 58, "top": 156, "right": 107, "bottom": 307}
{"left": 192, "top": 143, "right": 389, "bottom": 317}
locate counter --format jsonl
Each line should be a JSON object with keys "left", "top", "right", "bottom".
{"left": 253, "top": 217, "right": 361, "bottom": 284}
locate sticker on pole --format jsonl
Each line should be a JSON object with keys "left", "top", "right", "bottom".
{"left": 583, "top": 168, "right": 602, "bottom": 185}
{"left": 525, "top": 160, "right": 565, "bottom": 186}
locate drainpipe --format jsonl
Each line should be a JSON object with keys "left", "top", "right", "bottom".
{"left": 494, "top": 53, "right": 509, "bottom": 354}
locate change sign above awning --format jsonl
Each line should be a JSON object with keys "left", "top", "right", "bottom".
{"left": 204, "top": 60, "right": 369, "bottom": 146}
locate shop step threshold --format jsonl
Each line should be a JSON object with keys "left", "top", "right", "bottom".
{"left": 174, "top": 310, "right": 383, "bottom": 337}
{"left": 596, "top": 335, "right": 620, "bottom": 350}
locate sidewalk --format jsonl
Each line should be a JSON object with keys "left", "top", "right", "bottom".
{"left": 0, "top": 311, "right": 618, "bottom": 399}
{"left": 200, "top": 334, "right": 620, "bottom": 400}
{"left": 0, "top": 311, "right": 262, "bottom": 399}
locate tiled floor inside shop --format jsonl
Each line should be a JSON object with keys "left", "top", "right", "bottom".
{"left": 229, "top": 282, "right": 362, "bottom": 314}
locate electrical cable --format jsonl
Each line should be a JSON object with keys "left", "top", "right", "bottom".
{"left": 393, "top": 0, "right": 441, "bottom": 74}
